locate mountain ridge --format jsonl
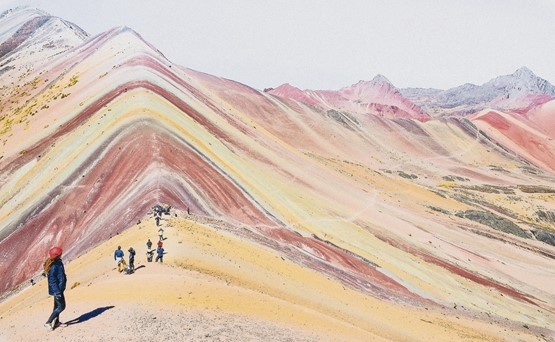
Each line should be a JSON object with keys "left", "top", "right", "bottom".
{"left": 267, "top": 76, "right": 431, "bottom": 121}
{"left": 401, "top": 66, "right": 555, "bottom": 116}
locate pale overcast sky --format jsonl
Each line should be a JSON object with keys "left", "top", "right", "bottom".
{"left": 1, "top": 0, "right": 554, "bottom": 90}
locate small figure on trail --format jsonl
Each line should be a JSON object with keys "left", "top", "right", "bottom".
{"left": 158, "top": 227, "right": 164, "bottom": 242}
{"left": 127, "top": 247, "right": 136, "bottom": 273}
{"left": 155, "top": 216, "right": 161, "bottom": 226}
{"left": 153, "top": 205, "right": 163, "bottom": 217}
{"left": 146, "top": 248, "right": 154, "bottom": 262}
{"left": 163, "top": 205, "right": 171, "bottom": 215}
{"left": 187, "top": 207, "right": 190, "bottom": 215}
{"left": 114, "top": 246, "right": 125, "bottom": 272}
{"left": 44, "top": 246, "right": 67, "bottom": 331}
{"left": 155, "top": 246, "right": 165, "bottom": 263}
{"left": 146, "top": 238, "right": 152, "bottom": 249}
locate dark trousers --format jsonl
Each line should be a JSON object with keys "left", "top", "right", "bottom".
{"left": 46, "top": 293, "right": 66, "bottom": 324}
{"left": 155, "top": 255, "right": 163, "bottom": 263}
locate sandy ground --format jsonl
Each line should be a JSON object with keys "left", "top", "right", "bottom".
{"left": 0, "top": 255, "right": 335, "bottom": 341}
{"left": 0, "top": 214, "right": 552, "bottom": 341}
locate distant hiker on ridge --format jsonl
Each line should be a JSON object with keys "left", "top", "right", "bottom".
{"left": 44, "top": 246, "right": 67, "bottom": 331}
{"left": 158, "top": 227, "right": 164, "bottom": 242}
{"left": 155, "top": 245, "right": 165, "bottom": 263}
{"left": 114, "top": 246, "right": 126, "bottom": 272}
{"left": 146, "top": 238, "right": 152, "bottom": 250}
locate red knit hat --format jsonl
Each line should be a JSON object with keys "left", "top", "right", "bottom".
{"left": 49, "top": 246, "right": 63, "bottom": 259}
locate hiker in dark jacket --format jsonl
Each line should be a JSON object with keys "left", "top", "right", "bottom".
{"left": 155, "top": 246, "right": 165, "bottom": 263}
{"left": 128, "top": 247, "right": 136, "bottom": 273}
{"left": 146, "top": 239, "right": 152, "bottom": 249}
{"left": 146, "top": 248, "right": 154, "bottom": 262}
{"left": 44, "top": 247, "right": 67, "bottom": 331}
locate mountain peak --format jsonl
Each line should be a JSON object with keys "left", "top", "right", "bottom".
{"left": 371, "top": 74, "right": 392, "bottom": 85}
{"left": 271, "top": 83, "right": 303, "bottom": 93}
{"left": 512, "top": 66, "right": 536, "bottom": 80}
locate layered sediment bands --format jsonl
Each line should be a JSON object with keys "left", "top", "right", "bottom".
{"left": 372, "top": 232, "right": 538, "bottom": 306}
{"left": 0, "top": 120, "right": 274, "bottom": 294}
{"left": 471, "top": 110, "right": 555, "bottom": 172}
{"left": 265, "top": 228, "right": 434, "bottom": 304}
{"left": 0, "top": 78, "right": 231, "bottom": 179}
{"left": 0, "top": 16, "right": 50, "bottom": 58}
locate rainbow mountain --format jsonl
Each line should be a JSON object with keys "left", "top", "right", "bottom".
{"left": 0, "top": 7, "right": 554, "bottom": 340}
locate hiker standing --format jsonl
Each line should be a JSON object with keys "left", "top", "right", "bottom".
{"left": 44, "top": 247, "right": 67, "bottom": 331}
{"left": 155, "top": 216, "right": 161, "bottom": 226}
{"left": 114, "top": 246, "right": 125, "bottom": 272}
{"left": 128, "top": 247, "right": 136, "bottom": 273}
{"left": 146, "top": 239, "right": 152, "bottom": 250}
{"left": 155, "top": 246, "right": 165, "bottom": 263}
{"left": 146, "top": 248, "right": 154, "bottom": 262}
{"left": 158, "top": 227, "right": 164, "bottom": 242}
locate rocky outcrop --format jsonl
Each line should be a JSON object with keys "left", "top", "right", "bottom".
{"left": 536, "top": 210, "right": 555, "bottom": 225}
{"left": 532, "top": 229, "right": 555, "bottom": 247}
{"left": 456, "top": 210, "right": 530, "bottom": 239}
{"left": 517, "top": 185, "right": 555, "bottom": 194}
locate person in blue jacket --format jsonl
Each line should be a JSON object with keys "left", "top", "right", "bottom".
{"left": 114, "top": 246, "right": 125, "bottom": 272}
{"left": 155, "top": 245, "right": 165, "bottom": 263}
{"left": 44, "top": 246, "right": 67, "bottom": 331}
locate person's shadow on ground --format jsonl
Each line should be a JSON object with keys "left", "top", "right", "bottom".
{"left": 65, "top": 306, "right": 115, "bottom": 325}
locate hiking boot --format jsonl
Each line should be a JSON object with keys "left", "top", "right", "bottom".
{"left": 54, "top": 320, "right": 67, "bottom": 328}
{"left": 44, "top": 323, "right": 53, "bottom": 331}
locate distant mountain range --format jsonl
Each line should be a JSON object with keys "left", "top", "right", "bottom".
{"left": 267, "top": 66, "right": 555, "bottom": 119}
{"left": 268, "top": 75, "right": 431, "bottom": 121}
{"left": 401, "top": 66, "right": 555, "bottom": 116}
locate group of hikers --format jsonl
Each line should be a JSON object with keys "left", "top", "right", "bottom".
{"left": 113, "top": 238, "right": 164, "bottom": 274}
{"left": 114, "top": 214, "right": 167, "bottom": 273}
{"left": 43, "top": 205, "right": 172, "bottom": 331}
